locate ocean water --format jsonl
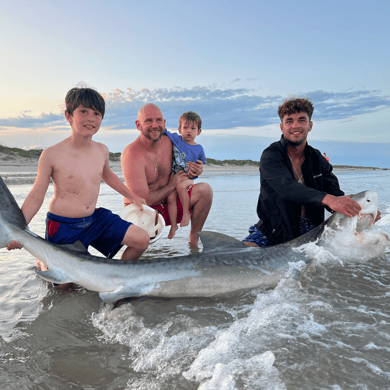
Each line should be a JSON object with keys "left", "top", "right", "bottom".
{"left": 1, "top": 170, "right": 390, "bottom": 389}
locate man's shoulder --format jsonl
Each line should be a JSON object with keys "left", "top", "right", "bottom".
{"left": 267, "top": 139, "right": 282, "bottom": 150}
{"left": 262, "top": 139, "right": 284, "bottom": 157}
{"left": 305, "top": 144, "right": 325, "bottom": 160}
{"left": 122, "top": 138, "right": 141, "bottom": 155}
{"left": 304, "top": 144, "right": 335, "bottom": 177}
{"left": 306, "top": 143, "right": 320, "bottom": 153}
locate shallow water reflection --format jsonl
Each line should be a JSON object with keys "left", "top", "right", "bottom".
{"left": 1, "top": 171, "right": 390, "bottom": 389}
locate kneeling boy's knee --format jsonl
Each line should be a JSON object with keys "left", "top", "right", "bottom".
{"left": 123, "top": 226, "right": 150, "bottom": 250}
{"left": 137, "top": 229, "right": 150, "bottom": 251}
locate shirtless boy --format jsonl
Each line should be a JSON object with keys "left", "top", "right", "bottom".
{"left": 164, "top": 111, "right": 206, "bottom": 239}
{"left": 7, "top": 87, "right": 150, "bottom": 264}
{"left": 121, "top": 103, "right": 213, "bottom": 245}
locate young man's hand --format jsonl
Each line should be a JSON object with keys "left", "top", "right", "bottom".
{"left": 322, "top": 194, "right": 361, "bottom": 217}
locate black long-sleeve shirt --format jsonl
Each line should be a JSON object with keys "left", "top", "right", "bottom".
{"left": 255, "top": 136, "right": 344, "bottom": 245}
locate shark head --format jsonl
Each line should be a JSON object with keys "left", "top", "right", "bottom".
{"left": 320, "top": 191, "right": 390, "bottom": 261}
{"left": 327, "top": 190, "right": 378, "bottom": 233}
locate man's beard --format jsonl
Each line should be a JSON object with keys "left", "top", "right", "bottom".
{"left": 143, "top": 129, "right": 163, "bottom": 141}
{"left": 284, "top": 128, "right": 309, "bottom": 147}
{"left": 286, "top": 138, "right": 305, "bottom": 147}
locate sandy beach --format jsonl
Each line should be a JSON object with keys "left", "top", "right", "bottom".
{"left": 0, "top": 154, "right": 384, "bottom": 186}
{"left": 0, "top": 157, "right": 261, "bottom": 185}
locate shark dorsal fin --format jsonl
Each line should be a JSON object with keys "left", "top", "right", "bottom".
{"left": 199, "top": 231, "right": 249, "bottom": 253}
{"left": 58, "top": 240, "right": 89, "bottom": 253}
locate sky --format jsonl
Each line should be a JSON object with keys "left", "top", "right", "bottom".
{"left": 1, "top": 0, "right": 389, "bottom": 167}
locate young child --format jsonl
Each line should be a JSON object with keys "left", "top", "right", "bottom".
{"left": 7, "top": 87, "right": 150, "bottom": 265}
{"left": 164, "top": 111, "right": 206, "bottom": 239}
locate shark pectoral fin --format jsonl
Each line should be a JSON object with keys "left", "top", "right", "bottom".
{"left": 36, "top": 270, "right": 73, "bottom": 284}
{"left": 199, "top": 231, "right": 249, "bottom": 253}
{"left": 99, "top": 287, "right": 131, "bottom": 303}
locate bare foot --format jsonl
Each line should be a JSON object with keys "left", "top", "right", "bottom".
{"left": 188, "top": 242, "right": 201, "bottom": 255}
{"left": 188, "top": 232, "right": 199, "bottom": 246}
{"left": 168, "top": 225, "right": 179, "bottom": 239}
{"left": 180, "top": 213, "right": 191, "bottom": 228}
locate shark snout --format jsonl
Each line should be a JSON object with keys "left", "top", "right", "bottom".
{"left": 358, "top": 191, "right": 378, "bottom": 221}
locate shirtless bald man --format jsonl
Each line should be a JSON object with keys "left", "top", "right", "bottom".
{"left": 121, "top": 103, "right": 213, "bottom": 245}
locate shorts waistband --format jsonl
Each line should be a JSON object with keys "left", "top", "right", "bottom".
{"left": 47, "top": 211, "right": 95, "bottom": 224}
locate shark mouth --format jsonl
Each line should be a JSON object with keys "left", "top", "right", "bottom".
{"left": 355, "top": 212, "right": 377, "bottom": 233}
{"left": 358, "top": 212, "right": 375, "bottom": 225}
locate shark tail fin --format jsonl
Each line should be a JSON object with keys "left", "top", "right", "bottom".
{"left": 0, "top": 175, "right": 28, "bottom": 234}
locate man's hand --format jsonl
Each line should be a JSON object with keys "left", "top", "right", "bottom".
{"left": 187, "top": 160, "right": 203, "bottom": 178}
{"left": 7, "top": 240, "right": 23, "bottom": 251}
{"left": 322, "top": 194, "right": 361, "bottom": 217}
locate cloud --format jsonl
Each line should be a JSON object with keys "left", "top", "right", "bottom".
{"left": 1, "top": 86, "right": 389, "bottom": 132}
{"left": 102, "top": 87, "right": 390, "bottom": 130}
{"left": 0, "top": 111, "right": 66, "bottom": 130}
{"left": 306, "top": 90, "right": 390, "bottom": 120}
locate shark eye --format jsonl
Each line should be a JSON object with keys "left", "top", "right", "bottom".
{"left": 367, "top": 199, "right": 371, "bottom": 202}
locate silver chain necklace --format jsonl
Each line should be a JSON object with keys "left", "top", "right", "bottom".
{"left": 142, "top": 139, "right": 160, "bottom": 172}
{"left": 288, "top": 155, "right": 304, "bottom": 184}
{"left": 293, "top": 168, "right": 304, "bottom": 184}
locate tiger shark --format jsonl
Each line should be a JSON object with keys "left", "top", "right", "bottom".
{"left": 0, "top": 175, "right": 379, "bottom": 303}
